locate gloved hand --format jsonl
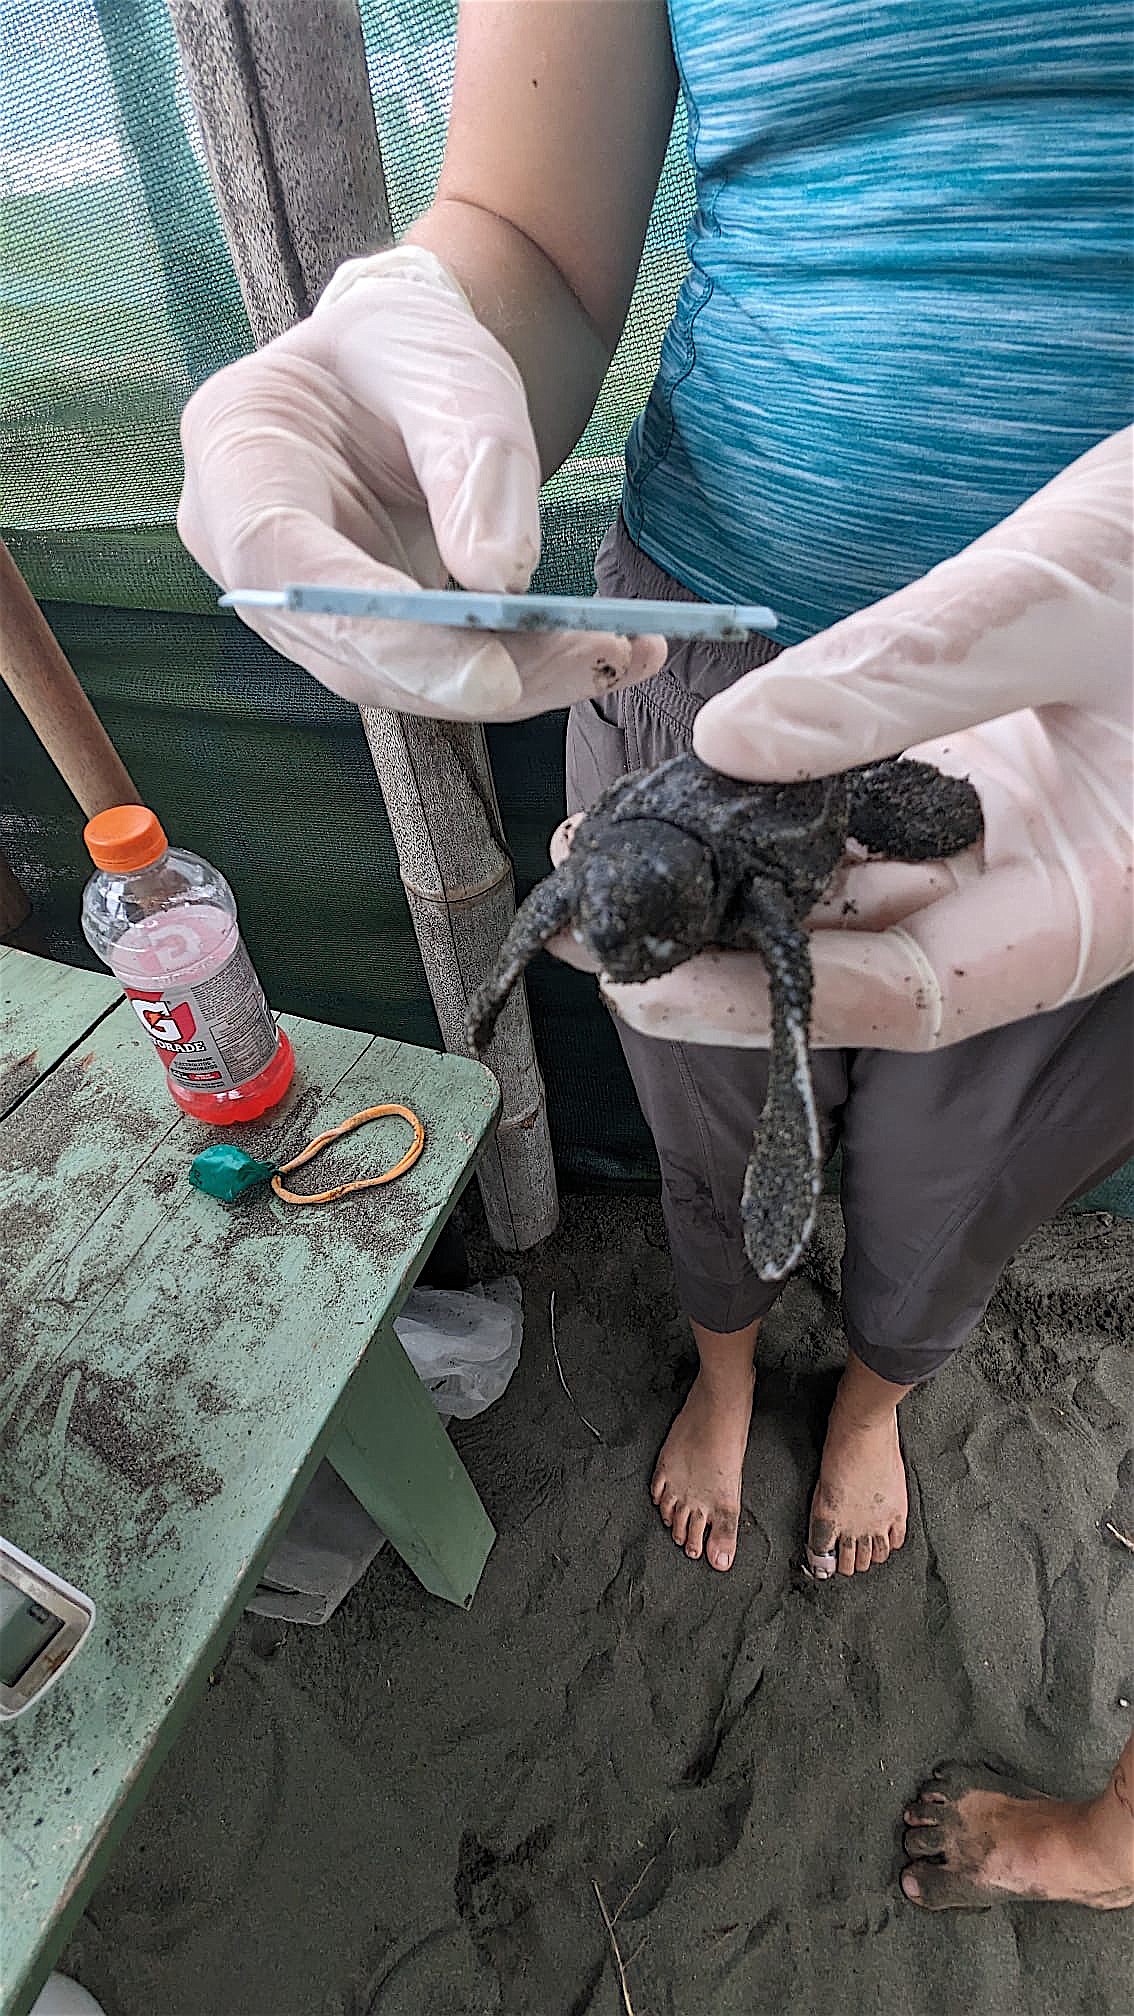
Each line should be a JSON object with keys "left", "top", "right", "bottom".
{"left": 178, "top": 246, "right": 665, "bottom": 719}
{"left": 552, "top": 428, "right": 1134, "bottom": 1048}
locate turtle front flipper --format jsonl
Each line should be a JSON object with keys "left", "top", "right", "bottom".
{"left": 738, "top": 879, "right": 823, "bottom": 1282}
{"left": 467, "top": 865, "right": 581, "bottom": 1054}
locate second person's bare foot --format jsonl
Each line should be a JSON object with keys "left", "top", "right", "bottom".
{"left": 901, "top": 1760, "right": 1134, "bottom": 1910}
{"left": 805, "top": 1351, "right": 910, "bottom": 1578}
{"left": 652, "top": 1323, "right": 758, "bottom": 1571}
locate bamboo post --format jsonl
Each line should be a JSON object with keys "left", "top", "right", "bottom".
{"left": 361, "top": 713, "right": 555, "bottom": 1249}
{"left": 0, "top": 537, "right": 140, "bottom": 817}
{"left": 168, "top": 0, "right": 559, "bottom": 1249}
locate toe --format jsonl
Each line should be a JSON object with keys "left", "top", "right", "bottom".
{"left": 805, "top": 1502, "right": 838, "bottom": 1577}
{"left": 650, "top": 1469, "right": 667, "bottom": 1507}
{"left": 917, "top": 1778, "right": 950, "bottom": 1804}
{"left": 707, "top": 1511, "right": 738, "bottom": 1573}
{"left": 928, "top": 1758, "right": 1030, "bottom": 1802}
{"left": 905, "top": 1797, "right": 946, "bottom": 1825}
{"left": 903, "top": 1822, "right": 945, "bottom": 1858}
{"left": 872, "top": 1532, "right": 890, "bottom": 1566}
{"left": 837, "top": 1533, "right": 857, "bottom": 1578}
{"left": 900, "top": 1862, "right": 990, "bottom": 1912}
{"left": 900, "top": 1867, "right": 923, "bottom": 1904}
{"left": 671, "top": 1499, "right": 691, "bottom": 1547}
{"left": 655, "top": 1485, "right": 677, "bottom": 1530}
{"left": 684, "top": 1508, "right": 707, "bottom": 1560}
{"left": 854, "top": 1535, "right": 872, "bottom": 1573}
{"left": 804, "top": 1544, "right": 837, "bottom": 1578}
{"left": 889, "top": 1516, "right": 907, "bottom": 1551}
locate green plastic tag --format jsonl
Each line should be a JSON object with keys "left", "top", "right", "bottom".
{"left": 188, "top": 1143, "right": 279, "bottom": 1204}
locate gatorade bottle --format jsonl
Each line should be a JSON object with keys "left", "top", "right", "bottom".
{"left": 81, "top": 805, "right": 294, "bottom": 1123}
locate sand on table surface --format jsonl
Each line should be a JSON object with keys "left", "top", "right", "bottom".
{"left": 65, "top": 1196, "right": 1134, "bottom": 2016}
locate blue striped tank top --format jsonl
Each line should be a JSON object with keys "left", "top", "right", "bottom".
{"left": 623, "top": 1, "right": 1133, "bottom": 646}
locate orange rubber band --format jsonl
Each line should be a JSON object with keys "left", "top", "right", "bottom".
{"left": 270, "top": 1103, "right": 426, "bottom": 1206}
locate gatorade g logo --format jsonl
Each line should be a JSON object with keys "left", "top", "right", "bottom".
{"left": 125, "top": 987, "right": 197, "bottom": 1048}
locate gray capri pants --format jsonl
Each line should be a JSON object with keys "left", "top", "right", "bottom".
{"left": 565, "top": 519, "right": 1134, "bottom": 1385}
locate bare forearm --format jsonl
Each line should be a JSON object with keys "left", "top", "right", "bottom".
{"left": 407, "top": 198, "right": 612, "bottom": 478}
{"left": 406, "top": 0, "right": 677, "bottom": 480}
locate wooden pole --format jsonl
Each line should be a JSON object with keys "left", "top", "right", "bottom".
{"left": 361, "top": 712, "right": 556, "bottom": 1250}
{"left": 168, "top": 0, "right": 559, "bottom": 1249}
{"left": 0, "top": 537, "right": 140, "bottom": 818}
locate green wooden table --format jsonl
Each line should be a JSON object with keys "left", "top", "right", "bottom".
{"left": 0, "top": 948, "right": 501, "bottom": 2016}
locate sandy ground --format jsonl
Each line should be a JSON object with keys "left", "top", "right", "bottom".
{"left": 64, "top": 1195, "right": 1133, "bottom": 2016}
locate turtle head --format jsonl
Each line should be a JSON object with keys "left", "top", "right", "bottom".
{"left": 576, "top": 820, "right": 716, "bottom": 982}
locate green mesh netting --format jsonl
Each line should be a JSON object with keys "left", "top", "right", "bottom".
{"left": 2, "top": 0, "right": 251, "bottom": 609}
{"left": 1, "top": 0, "right": 699, "bottom": 1184}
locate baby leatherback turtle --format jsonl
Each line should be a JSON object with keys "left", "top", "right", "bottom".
{"left": 468, "top": 752, "right": 983, "bottom": 1282}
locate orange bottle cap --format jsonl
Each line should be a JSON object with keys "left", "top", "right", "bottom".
{"left": 84, "top": 805, "right": 168, "bottom": 872}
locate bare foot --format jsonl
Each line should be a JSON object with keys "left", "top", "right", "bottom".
{"left": 805, "top": 1355, "right": 909, "bottom": 1578}
{"left": 651, "top": 1360, "right": 755, "bottom": 1572}
{"left": 901, "top": 1761, "right": 1134, "bottom": 1910}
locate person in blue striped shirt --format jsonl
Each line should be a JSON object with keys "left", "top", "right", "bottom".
{"left": 180, "top": 0, "right": 1133, "bottom": 1911}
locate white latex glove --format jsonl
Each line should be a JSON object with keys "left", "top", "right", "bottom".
{"left": 178, "top": 246, "right": 665, "bottom": 719}
{"left": 551, "top": 428, "right": 1134, "bottom": 1049}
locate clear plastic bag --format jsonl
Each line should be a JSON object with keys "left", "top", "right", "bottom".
{"left": 394, "top": 1277, "right": 522, "bottom": 1419}
{"left": 30, "top": 1979, "right": 107, "bottom": 2016}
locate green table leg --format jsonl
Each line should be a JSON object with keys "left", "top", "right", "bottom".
{"left": 327, "top": 1322, "right": 495, "bottom": 1608}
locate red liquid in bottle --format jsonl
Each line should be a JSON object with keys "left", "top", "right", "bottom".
{"left": 171, "top": 1024, "right": 295, "bottom": 1122}
{"left": 82, "top": 808, "right": 295, "bottom": 1125}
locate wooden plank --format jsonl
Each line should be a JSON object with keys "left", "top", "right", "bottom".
{"left": 328, "top": 1319, "right": 495, "bottom": 1608}
{"left": 0, "top": 850, "right": 29, "bottom": 936}
{"left": 0, "top": 947, "right": 119, "bottom": 1120}
{"left": 0, "top": 1000, "right": 499, "bottom": 2015}
{"left": 0, "top": 1010, "right": 375, "bottom": 1427}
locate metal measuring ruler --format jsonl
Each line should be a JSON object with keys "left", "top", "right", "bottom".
{"left": 221, "top": 584, "right": 779, "bottom": 643}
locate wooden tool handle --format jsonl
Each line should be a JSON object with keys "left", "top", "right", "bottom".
{"left": 0, "top": 537, "right": 140, "bottom": 818}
